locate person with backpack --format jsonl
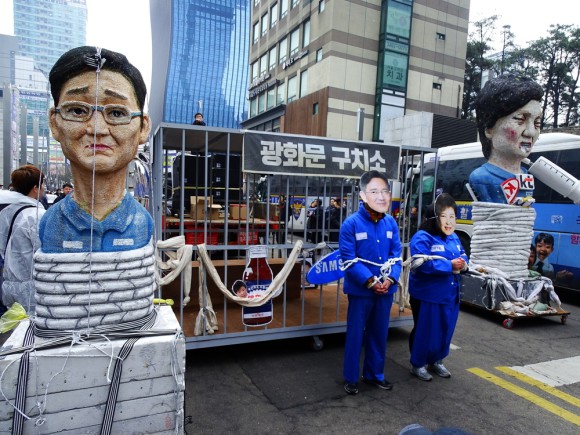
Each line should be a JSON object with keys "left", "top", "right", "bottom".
{"left": 0, "top": 165, "right": 47, "bottom": 314}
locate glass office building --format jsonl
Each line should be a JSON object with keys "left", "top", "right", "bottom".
{"left": 13, "top": 0, "right": 87, "bottom": 77}
{"left": 150, "top": 0, "right": 250, "bottom": 129}
{"left": 12, "top": 0, "right": 86, "bottom": 137}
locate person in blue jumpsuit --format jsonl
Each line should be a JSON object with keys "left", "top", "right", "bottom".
{"left": 468, "top": 74, "right": 543, "bottom": 204}
{"left": 339, "top": 170, "right": 402, "bottom": 395}
{"left": 408, "top": 193, "right": 468, "bottom": 381}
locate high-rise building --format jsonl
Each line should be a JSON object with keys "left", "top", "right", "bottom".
{"left": 149, "top": 0, "right": 251, "bottom": 130}
{"left": 11, "top": 0, "right": 87, "bottom": 139}
{"left": 2, "top": 0, "right": 86, "bottom": 184}
{"left": 243, "top": 0, "right": 472, "bottom": 144}
{"left": 13, "top": 0, "right": 87, "bottom": 77}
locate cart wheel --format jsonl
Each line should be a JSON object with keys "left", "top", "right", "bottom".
{"left": 561, "top": 315, "right": 568, "bottom": 325}
{"left": 502, "top": 318, "right": 514, "bottom": 329}
{"left": 310, "top": 336, "right": 324, "bottom": 351}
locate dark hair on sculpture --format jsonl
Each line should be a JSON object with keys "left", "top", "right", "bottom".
{"left": 49, "top": 46, "right": 147, "bottom": 116}
{"left": 11, "top": 165, "right": 45, "bottom": 196}
{"left": 360, "top": 170, "right": 389, "bottom": 193}
{"left": 419, "top": 193, "right": 457, "bottom": 238}
{"left": 475, "top": 74, "right": 543, "bottom": 160}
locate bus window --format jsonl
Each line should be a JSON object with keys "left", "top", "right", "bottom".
{"left": 436, "top": 157, "right": 485, "bottom": 202}
{"left": 553, "top": 148, "right": 580, "bottom": 204}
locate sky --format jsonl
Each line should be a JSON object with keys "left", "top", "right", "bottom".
{"left": 468, "top": 0, "right": 579, "bottom": 51}
{"left": 0, "top": 0, "right": 579, "bottom": 100}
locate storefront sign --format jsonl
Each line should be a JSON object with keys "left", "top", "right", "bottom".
{"left": 243, "top": 131, "right": 400, "bottom": 179}
{"left": 248, "top": 79, "right": 278, "bottom": 99}
{"left": 248, "top": 73, "right": 271, "bottom": 91}
{"left": 282, "top": 49, "right": 309, "bottom": 70}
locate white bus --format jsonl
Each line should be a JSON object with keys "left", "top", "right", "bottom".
{"left": 409, "top": 132, "right": 580, "bottom": 293}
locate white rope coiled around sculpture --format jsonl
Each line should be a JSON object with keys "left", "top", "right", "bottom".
{"left": 469, "top": 202, "right": 535, "bottom": 279}
{"left": 33, "top": 242, "right": 156, "bottom": 330}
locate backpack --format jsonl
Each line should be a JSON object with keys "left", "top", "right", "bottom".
{"left": 0, "top": 205, "right": 35, "bottom": 286}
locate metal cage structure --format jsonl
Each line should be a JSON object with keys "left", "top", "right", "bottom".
{"left": 151, "top": 123, "right": 433, "bottom": 349}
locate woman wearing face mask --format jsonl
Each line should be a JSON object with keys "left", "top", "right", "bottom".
{"left": 408, "top": 193, "right": 468, "bottom": 382}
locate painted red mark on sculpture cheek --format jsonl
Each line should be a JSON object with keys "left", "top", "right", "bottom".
{"left": 504, "top": 127, "right": 518, "bottom": 141}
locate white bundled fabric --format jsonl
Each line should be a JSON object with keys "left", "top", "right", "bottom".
{"left": 468, "top": 267, "right": 562, "bottom": 309}
{"left": 470, "top": 202, "right": 535, "bottom": 279}
{"left": 33, "top": 242, "right": 156, "bottom": 330}
{"left": 155, "top": 235, "right": 193, "bottom": 306}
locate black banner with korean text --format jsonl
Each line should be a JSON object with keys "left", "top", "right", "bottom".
{"left": 243, "top": 131, "right": 400, "bottom": 180}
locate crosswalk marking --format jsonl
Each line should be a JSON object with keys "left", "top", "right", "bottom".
{"left": 496, "top": 366, "right": 580, "bottom": 408}
{"left": 507, "top": 356, "right": 580, "bottom": 387}
{"left": 468, "top": 368, "right": 580, "bottom": 427}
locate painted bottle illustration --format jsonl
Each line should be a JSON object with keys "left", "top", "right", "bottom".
{"left": 242, "top": 245, "right": 273, "bottom": 326}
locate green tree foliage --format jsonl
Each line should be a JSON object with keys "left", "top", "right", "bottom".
{"left": 462, "top": 16, "right": 497, "bottom": 121}
{"left": 463, "top": 20, "right": 580, "bottom": 128}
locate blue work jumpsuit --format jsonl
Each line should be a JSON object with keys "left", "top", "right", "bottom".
{"left": 339, "top": 204, "right": 402, "bottom": 384}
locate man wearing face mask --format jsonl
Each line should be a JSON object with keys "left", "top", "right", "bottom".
{"left": 339, "top": 170, "right": 402, "bottom": 395}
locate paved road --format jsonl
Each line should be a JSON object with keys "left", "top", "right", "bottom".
{"left": 184, "top": 291, "right": 579, "bottom": 435}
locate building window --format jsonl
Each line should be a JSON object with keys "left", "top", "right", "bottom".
{"left": 436, "top": 32, "right": 446, "bottom": 40}
{"left": 316, "top": 48, "right": 323, "bottom": 62}
{"left": 258, "top": 92, "right": 266, "bottom": 113}
{"left": 291, "top": 0, "right": 299, "bottom": 8}
{"left": 277, "top": 81, "right": 286, "bottom": 105}
{"left": 279, "top": 38, "right": 288, "bottom": 64}
{"left": 313, "top": 102, "right": 319, "bottom": 115}
{"left": 280, "top": 0, "right": 288, "bottom": 18}
{"left": 253, "top": 22, "right": 259, "bottom": 44}
{"left": 290, "top": 28, "right": 300, "bottom": 56}
{"left": 251, "top": 61, "right": 259, "bottom": 81}
{"left": 287, "top": 76, "right": 297, "bottom": 102}
{"left": 250, "top": 98, "right": 258, "bottom": 117}
{"left": 433, "top": 83, "right": 442, "bottom": 90}
{"left": 300, "top": 70, "right": 308, "bottom": 97}
{"left": 271, "top": 3, "right": 278, "bottom": 27}
{"left": 267, "top": 87, "right": 276, "bottom": 109}
{"left": 260, "top": 54, "right": 268, "bottom": 76}
{"left": 254, "top": 0, "right": 260, "bottom": 6}
{"left": 269, "top": 46, "right": 277, "bottom": 70}
{"left": 318, "top": 0, "right": 325, "bottom": 13}
{"left": 261, "top": 13, "right": 268, "bottom": 36}
{"left": 303, "top": 19, "right": 310, "bottom": 47}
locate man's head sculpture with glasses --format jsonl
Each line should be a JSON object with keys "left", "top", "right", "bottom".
{"left": 33, "top": 46, "right": 156, "bottom": 330}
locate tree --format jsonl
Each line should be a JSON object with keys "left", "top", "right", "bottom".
{"left": 462, "top": 16, "right": 498, "bottom": 120}
{"left": 464, "top": 18, "right": 580, "bottom": 128}
{"left": 527, "top": 25, "right": 579, "bottom": 128}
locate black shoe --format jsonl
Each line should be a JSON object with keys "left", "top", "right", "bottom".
{"left": 344, "top": 382, "right": 359, "bottom": 395}
{"left": 362, "top": 377, "right": 393, "bottom": 390}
